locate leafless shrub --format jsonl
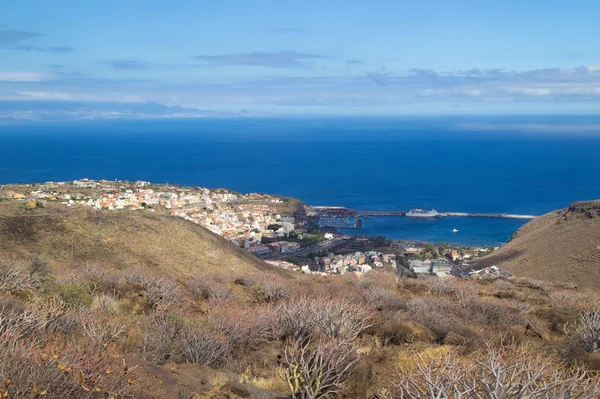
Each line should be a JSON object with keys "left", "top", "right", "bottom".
{"left": 314, "top": 299, "right": 373, "bottom": 341}
{"left": 0, "top": 310, "right": 27, "bottom": 341}
{"left": 1, "top": 297, "right": 68, "bottom": 339}
{"left": 188, "top": 278, "right": 234, "bottom": 304}
{"left": 0, "top": 338, "right": 145, "bottom": 399}
{"left": 393, "top": 344, "right": 600, "bottom": 398}
{"left": 47, "top": 313, "right": 80, "bottom": 335}
{"left": 407, "top": 296, "right": 464, "bottom": 340}
{"left": 427, "top": 277, "right": 459, "bottom": 296}
{"left": 82, "top": 262, "right": 122, "bottom": 295}
{"left": 276, "top": 297, "right": 318, "bottom": 342}
{"left": 27, "top": 254, "right": 53, "bottom": 277}
{"left": 364, "top": 286, "right": 408, "bottom": 311}
{"left": 90, "top": 293, "right": 119, "bottom": 313}
{"left": 374, "top": 313, "right": 434, "bottom": 346}
{"left": 180, "top": 325, "right": 231, "bottom": 366}
{"left": 565, "top": 309, "right": 600, "bottom": 353}
{"left": 124, "top": 271, "right": 144, "bottom": 285}
{"left": 282, "top": 337, "right": 359, "bottom": 399}
{"left": 209, "top": 306, "right": 274, "bottom": 351}
{"left": 0, "top": 256, "right": 40, "bottom": 295}
{"left": 550, "top": 290, "right": 590, "bottom": 303}
{"left": 264, "top": 281, "right": 289, "bottom": 303}
{"left": 513, "top": 277, "right": 553, "bottom": 292}
{"left": 83, "top": 319, "right": 128, "bottom": 343}
{"left": 491, "top": 277, "right": 515, "bottom": 291}
{"left": 143, "top": 277, "right": 181, "bottom": 310}
{"left": 453, "top": 287, "right": 475, "bottom": 309}
{"left": 233, "top": 276, "right": 255, "bottom": 287}
{"left": 138, "top": 313, "right": 185, "bottom": 365}
{"left": 465, "top": 297, "right": 527, "bottom": 328}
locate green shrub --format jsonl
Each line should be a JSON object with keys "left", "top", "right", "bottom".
{"left": 54, "top": 283, "right": 92, "bottom": 307}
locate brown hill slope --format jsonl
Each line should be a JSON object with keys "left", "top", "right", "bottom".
{"left": 0, "top": 202, "right": 285, "bottom": 278}
{"left": 473, "top": 200, "right": 600, "bottom": 290}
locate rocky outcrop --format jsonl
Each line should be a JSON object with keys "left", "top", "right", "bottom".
{"left": 560, "top": 200, "right": 600, "bottom": 221}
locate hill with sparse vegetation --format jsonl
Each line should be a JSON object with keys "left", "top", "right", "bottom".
{"left": 473, "top": 200, "right": 600, "bottom": 291}
{"left": 0, "top": 201, "right": 284, "bottom": 278}
{"left": 1, "top": 201, "right": 599, "bottom": 398}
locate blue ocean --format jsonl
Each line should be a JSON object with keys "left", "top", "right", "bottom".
{"left": 2, "top": 116, "right": 600, "bottom": 246}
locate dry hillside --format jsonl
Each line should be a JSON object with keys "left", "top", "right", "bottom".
{"left": 0, "top": 201, "right": 284, "bottom": 278}
{"left": 473, "top": 200, "right": 600, "bottom": 290}
{"left": 1, "top": 201, "right": 600, "bottom": 398}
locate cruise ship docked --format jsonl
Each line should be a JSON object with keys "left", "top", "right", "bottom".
{"left": 406, "top": 209, "right": 442, "bottom": 218}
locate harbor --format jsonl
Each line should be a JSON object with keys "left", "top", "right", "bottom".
{"left": 312, "top": 206, "right": 537, "bottom": 229}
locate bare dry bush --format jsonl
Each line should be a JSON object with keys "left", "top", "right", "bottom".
{"left": 263, "top": 281, "right": 289, "bottom": 303}
{"left": 565, "top": 309, "right": 600, "bottom": 353}
{"left": 282, "top": 337, "right": 359, "bottom": 399}
{"left": 550, "top": 290, "right": 590, "bottom": 304}
{"left": 399, "top": 279, "right": 429, "bottom": 295}
{"left": 276, "top": 297, "right": 318, "bottom": 342}
{"left": 138, "top": 313, "right": 185, "bottom": 365}
{"left": 0, "top": 338, "right": 145, "bottom": 399}
{"left": 407, "top": 296, "right": 469, "bottom": 340}
{"left": 465, "top": 297, "right": 527, "bottom": 328}
{"left": 188, "top": 277, "right": 234, "bottom": 304}
{"left": 393, "top": 344, "right": 600, "bottom": 398}
{"left": 372, "top": 312, "right": 435, "bottom": 345}
{"left": 513, "top": 277, "right": 553, "bottom": 292}
{"left": 427, "top": 277, "right": 460, "bottom": 296}
{"left": 90, "top": 293, "right": 119, "bottom": 313}
{"left": 142, "top": 277, "right": 181, "bottom": 310}
{"left": 27, "top": 255, "right": 53, "bottom": 277}
{"left": 83, "top": 318, "right": 128, "bottom": 343}
{"left": 82, "top": 262, "right": 123, "bottom": 295}
{"left": 0, "top": 256, "right": 40, "bottom": 295}
{"left": 250, "top": 281, "right": 289, "bottom": 304}
{"left": 1, "top": 297, "right": 68, "bottom": 339}
{"left": 180, "top": 325, "right": 231, "bottom": 367}
{"left": 363, "top": 286, "right": 408, "bottom": 311}
{"left": 208, "top": 306, "right": 275, "bottom": 351}
{"left": 314, "top": 299, "right": 373, "bottom": 341}
{"left": 47, "top": 313, "right": 80, "bottom": 335}
{"left": 491, "top": 277, "right": 516, "bottom": 291}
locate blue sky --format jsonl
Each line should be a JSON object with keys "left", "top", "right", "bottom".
{"left": 1, "top": 0, "right": 600, "bottom": 115}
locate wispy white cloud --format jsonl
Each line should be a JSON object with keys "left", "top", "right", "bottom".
{"left": 0, "top": 71, "right": 50, "bottom": 82}
{"left": 1, "top": 64, "right": 600, "bottom": 112}
{"left": 0, "top": 27, "right": 74, "bottom": 52}
{"left": 192, "top": 51, "right": 325, "bottom": 68}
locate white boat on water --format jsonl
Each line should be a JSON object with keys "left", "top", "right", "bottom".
{"left": 406, "top": 209, "right": 441, "bottom": 218}
{"left": 452, "top": 228, "right": 459, "bottom": 233}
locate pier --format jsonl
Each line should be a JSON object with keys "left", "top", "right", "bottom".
{"left": 312, "top": 206, "right": 537, "bottom": 221}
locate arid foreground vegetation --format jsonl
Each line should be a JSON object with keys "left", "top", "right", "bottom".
{"left": 1, "top": 253, "right": 600, "bottom": 398}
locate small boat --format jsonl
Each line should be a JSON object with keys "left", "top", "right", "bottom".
{"left": 452, "top": 228, "right": 459, "bottom": 233}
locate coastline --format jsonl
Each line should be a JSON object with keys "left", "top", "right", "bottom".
{"left": 1, "top": 178, "right": 515, "bottom": 277}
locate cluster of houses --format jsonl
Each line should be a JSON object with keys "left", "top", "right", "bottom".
{"left": 243, "top": 239, "right": 301, "bottom": 255}
{"left": 1, "top": 179, "right": 298, "bottom": 252}
{"left": 314, "top": 251, "right": 397, "bottom": 274}
{"left": 444, "top": 247, "right": 498, "bottom": 262}
{"left": 408, "top": 259, "right": 452, "bottom": 276}
{"left": 468, "top": 265, "right": 512, "bottom": 279}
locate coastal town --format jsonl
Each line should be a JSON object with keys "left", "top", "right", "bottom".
{"left": 0, "top": 179, "right": 505, "bottom": 278}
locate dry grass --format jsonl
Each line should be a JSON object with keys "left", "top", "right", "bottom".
{"left": 0, "top": 202, "right": 288, "bottom": 278}
{"left": 473, "top": 200, "right": 600, "bottom": 291}
{"left": 0, "top": 203, "right": 599, "bottom": 397}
